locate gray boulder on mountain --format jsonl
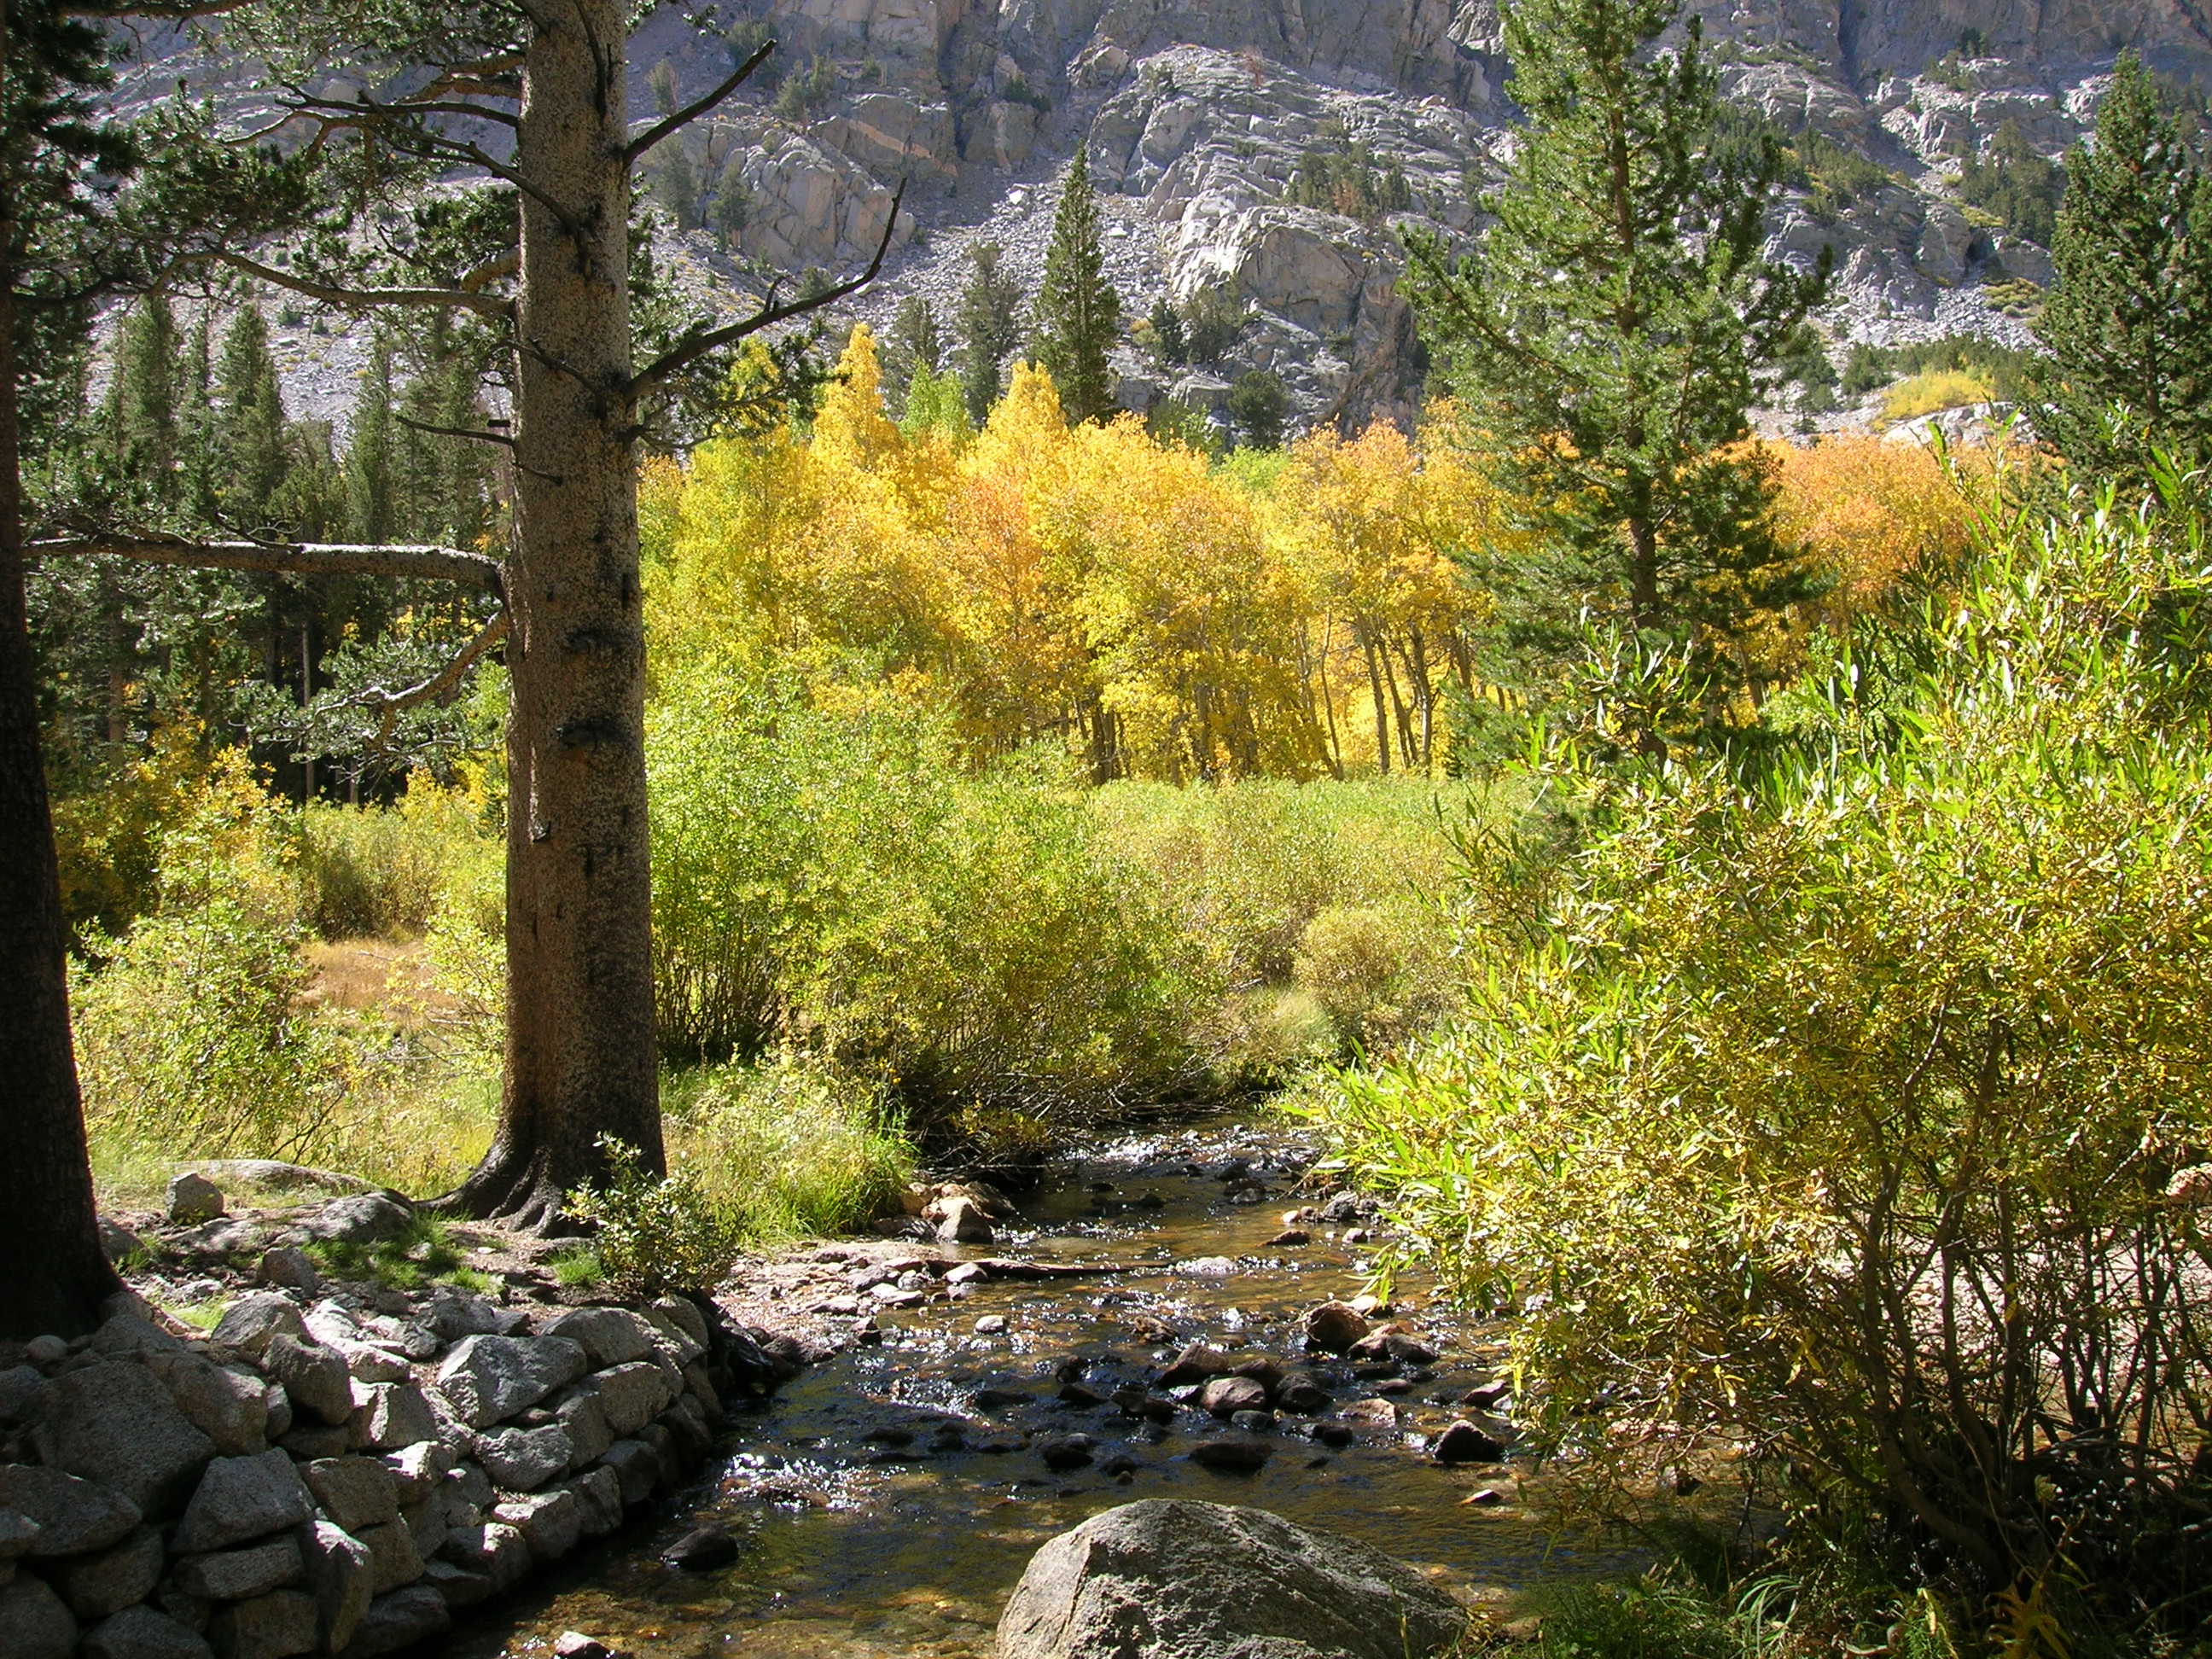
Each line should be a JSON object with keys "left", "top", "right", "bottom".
{"left": 995, "top": 1499, "right": 1465, "bottom": 1659}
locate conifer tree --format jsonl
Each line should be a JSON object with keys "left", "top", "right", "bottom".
{"left": 882, "top": 293, "right": 942, "bottom": 403}
{"left": 106, "top": 292, "right": 180, "bottom": 486}
{"left": 957, "top": 240, "right": 1024, "bottom": 426}
{"left": 1402, "top": 0, "right": 1825, "bottom": 742}
{"left": 1033, "top": 148, "right": 1121, "bottom": 423}
{"left": 2034, "top": 53, "right": 2212, "bottom": 474}
{"left": 178, "top": 312, "right": 218, "bottom": 520}
{"left": 345, "top": 336, "right": 398, "bottom": 544}
{"left": 216, "top": 305, "right": 288, "bottom": 527}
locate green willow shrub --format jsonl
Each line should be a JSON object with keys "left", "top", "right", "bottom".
{"left": 1315, "top": 481, "right": 2212, "bottom": 1631}
{"left": 291, "top": 787, "right": 491, "bottom": 940}
{"left": 666, "top": 1053, "right": 912, "bottom": 1237}
{"left": 649, "top": 663, "right": 1210, "bottom": 1139}
{"left": 1294, "top": 902, "right": 1453, "bottom": 1051}
{"left": 568, "top": 1136, "right": 739, "bottom": 1300}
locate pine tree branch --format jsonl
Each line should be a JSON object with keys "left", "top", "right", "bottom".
{"left": 211, "top": 251, "right": 515, "bottom": 322}
{"left": 625, "top": 42, "right": 776, "bottom": 165}
{"left": 355, "top": 614, "right": 510, "bottom": 748}
{"left": 394, "top": 411, "right": 516, "bottom": 449}
{"left": 627, "top": 180, "right": 905, "bottom": 395}
{"left": 30, "top": 537, "right": 504, "bottom": 594}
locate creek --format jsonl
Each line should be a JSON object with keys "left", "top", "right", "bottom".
{"left": 451, "top": 1113, "right": 1634, "bottom": 1657}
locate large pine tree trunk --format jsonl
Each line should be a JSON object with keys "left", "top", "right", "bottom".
{"left": 446, "top": 0, "right": 661, "bottom": 1228}
{"left": 0, "top": 189, "right": 125, "bottom": 1338}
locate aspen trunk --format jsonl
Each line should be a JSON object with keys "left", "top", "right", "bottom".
{"left": 447, "top": 0, "right": 661, "bottom": 1227}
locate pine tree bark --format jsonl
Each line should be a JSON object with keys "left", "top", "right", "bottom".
{"left": 0, "top": 147, "right": 124, "bottom": 1340}
{"left": 444, "top": 0, "right": 661, "bottom": 1228}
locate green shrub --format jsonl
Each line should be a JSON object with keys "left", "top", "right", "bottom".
{"left": 291, "top": 786, "right": 492, "bottom": 940}
{"left": 1313, "top": 481, "right": 2212, "bottom": 1633}
{"left": 666, "top": 1053, "right": 911, "bottom": 1237}
{"left": 1292, "top": 901, "right": 1449, "bottom": 1048}
{"left": 568, "top": 1135, "right": 740, "bottom": 1300}
{"left": 649, "top": 664, "right": 1208, "bottom": 1140}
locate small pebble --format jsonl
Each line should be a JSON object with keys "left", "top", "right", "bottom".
{"left": 974, "top": 1314, "right": 1008, "bottom": 1335}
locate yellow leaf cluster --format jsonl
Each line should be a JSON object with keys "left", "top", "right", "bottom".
{"left": 648, "top": 349, "right": 1503, "bottom": 781}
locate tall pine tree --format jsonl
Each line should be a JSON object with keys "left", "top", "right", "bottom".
{"left": 345, "top": 335, "right": 398, "bottom": 544}
{"left": 1402, "top": 0, "right": 1825, "bottom": 743}
{"left": 2034, "top": 53, "right": 2212, "bottom": 475}
{"left": 216, "top": 304, "right": 288, "bottom": 528}
{"left": 881, "top": 293, "right": 942, "bottom": 404}
{"left": 105, "top": 291, "right": 180, "bottom": 486}
{"left": 956, "top": 239, "right": 1025, "bottom": 425}
{"left": 1033, "top": 147, "right": 1121, "bottom": 424}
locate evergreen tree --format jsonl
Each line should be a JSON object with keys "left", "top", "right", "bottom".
{"left": 216, "top": 305, "right": 289, "bottom": 528}
{"left": 1402, "top": 0, "right": 1825, "bottom": 741}
{"left": 956, "top": 240, "right": 1024, "bottom": 425}
{"left": 1148, "top": 296, "right": 1186, "bottom": 365}
{"left": 2034, "top": 53, "right": 2212, "bottom": 474}
{"left": 438, "top": 356, "right": 494, "bottom": 550}
{"left": 882, "top": 293, "right": 942, "bottom": 403}
{"left": 1033, "top": 147, "right": 1121, "bottom": 423}
{"left": 654, "top": 143, "right": 701, "bottom": 230}
{"left": 177, "top": 312, "right": 218, "bottom": 521}
{"left": 345, "top": 337, "right": 398, "bottom": 544}
{"left": 105, "top": 292, "right": 180, "bottom": 488}
{"left": 1226, "top": 369, "right": 1288, "bottom": 448}
{"left": 707, "top": 161, "right": 750, "bottom": 245}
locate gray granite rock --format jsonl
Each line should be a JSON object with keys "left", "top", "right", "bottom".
{"left": 998, "top": 1499, "right": 1465, "bottom": 1659}
{"left": 51, "top": 1525, "right": 165, "bottom": 1618}
{"left": 261, "top": 1336, "right": 352, "bottom": 1428}
{"left": 542, "top": 1307, "right": 657, "bottom": 1369}
{"left": 81, "top": 1604, "right": 216, "bottom": 1659}
{"left": 474, "top": 1423, "right": 572, "bottom": 1492}
{"left": 0, "top": 1464, "right": 142, "bottom": 1556}
{"left": 344, "top": 1584, "right": 451, "bottom": 1656}
{"left": 172, "top": 1535, "right": 303, "bottom": 1602}
{"left": 303, "top": 1195, "right": 414, "bottom": 1246}
{"left": 0, "top": 1571, "right": 79, "bottom": 1659}
{"left": 172, "top": 1451, "right": 313, "bottom": 1555}
{"left": 210, "top": 1296, "right": 307, "bottom": 1359}
{"left": 434, "top": 1336, "right": 586, "bottom": 1429}
{"left": 166, "top": 1172, "right": 225, "bottom": 1225}
{"left": 207, "top": 1587, "right": 317, "bottom": 1659}
{"left": 33, "top": 1363, "right": 215, "bottom": 1514}
{"left": 302, "top": 1457, "right": 399, "bottom": 1533}
{"left": 296, "top": 1519, "right": 373, "bottom": 1654}
{"left": 348, "top": 1381, "right": 438, "bottom": 1452}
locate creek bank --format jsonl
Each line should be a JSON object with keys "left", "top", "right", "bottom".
{"left": 3, "top": 1174, "right": 831, "bottom": 1659}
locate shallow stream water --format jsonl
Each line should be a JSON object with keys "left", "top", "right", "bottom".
{"left": 452, "top": 1115, "right": 1634, "bottom": 1657}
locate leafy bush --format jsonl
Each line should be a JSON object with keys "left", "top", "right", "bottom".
{"left": 1313, "top": 480, "right": 2212, "bottom": 1634}
{"left": 649, "top": 663, "right": 1210, "bottom": 1142}
{"left": 1880, "top": 367, "right": 1993, "bottom": 422}
{"left": 665, "top": 1053, "right": 912, "bottom": 1237}
{"left": 291, "top": 786, "right": 492, "bottom": 939}
{"left": 1293, "top": 903, "right": 1451, "bottom": 1051}
{"left": 568, "top": 1135, "right": 740, "bottom": 1299}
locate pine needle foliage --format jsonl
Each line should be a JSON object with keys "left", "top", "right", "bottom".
{"left": 1033, "top": 148, "right": 1122, "bottom": 425}
{"left": 1401, "top": 0, "right": 1827, "bottom": 742}
{"left": 2033, "top": 53, "right": 2212, "bottom": 477}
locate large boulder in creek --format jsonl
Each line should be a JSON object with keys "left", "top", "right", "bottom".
{"left": 995, "top": 1499, "right": 1465, "bottom": 1659}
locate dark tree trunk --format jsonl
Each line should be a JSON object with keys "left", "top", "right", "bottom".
{"left": 445, "top": 0, "right": 661, "bottom": 1229}
{"left": 0, "top": 159, "right": 125, "bottom": 1340}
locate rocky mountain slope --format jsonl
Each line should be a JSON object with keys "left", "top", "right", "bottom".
{"left": 114, "top": 0, "right": 2212, "bottom": 435}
